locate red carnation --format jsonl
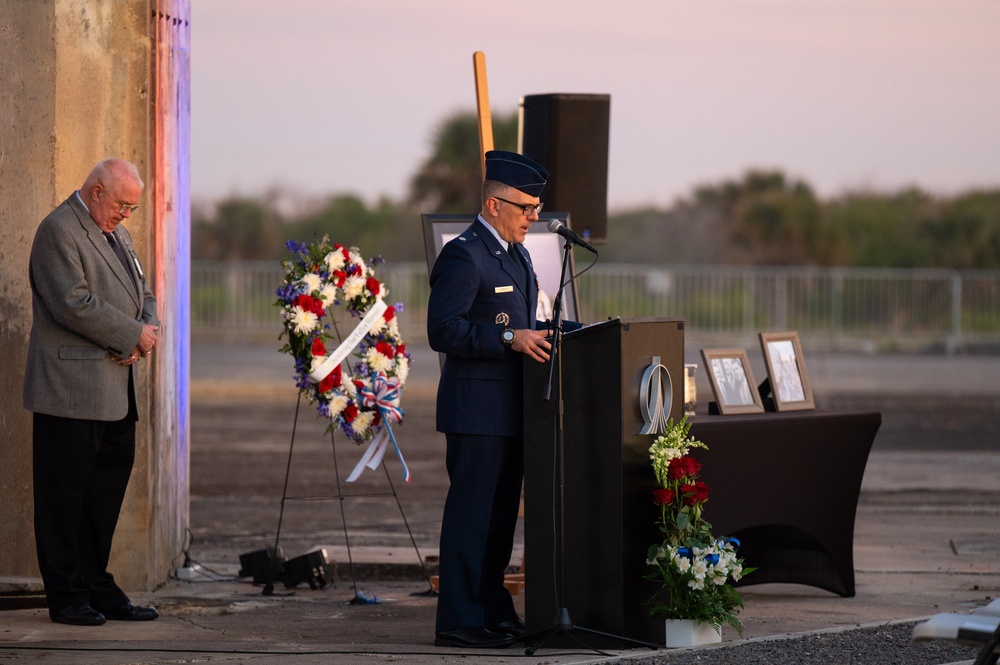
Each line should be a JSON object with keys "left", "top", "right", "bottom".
{"left": 343, "top": 403, "right": 358, "bottom": 422}
{"left": 294, "top": 294, "right": 323, "bottom": 316}
{"left": 333, "top": 270, "right": 347, "bottom": 287}
{"left": 311, "top": 338, "right": 327, "bottom": 357}
{"left": 375, "top": 341, "right": 394, "bottom": 358}
{"left": 334, "top": 244, "right": 350, "bottom": 262}
{"left": 652, "top": 488, "right": 675, "bottom": 506}
{"left": 383, "top": 306, "right": 395, "bottom": 322}
{"left": 318, "top": 364, "right": 342, "bottom": 393}
{"left": 366, "top": 277, "right": 381, "bottom": 296}
{"left": 396, "top": 343, "right": 406, "bottom": 356}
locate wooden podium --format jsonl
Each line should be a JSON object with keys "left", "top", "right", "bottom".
{"left": 523, "top": 317, "right": 685, "bottom": 647}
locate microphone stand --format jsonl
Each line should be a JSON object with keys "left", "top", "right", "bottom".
{"left": 524, "top": 235, "right": 656, "bottom": 655}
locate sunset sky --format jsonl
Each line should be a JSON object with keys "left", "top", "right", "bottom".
{"left": 191, "top": 1, "right": 1000, "bottom": 210}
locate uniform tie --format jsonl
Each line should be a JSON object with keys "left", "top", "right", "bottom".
{"left": 508, "top": 242, "right": 529, "bottom": 285}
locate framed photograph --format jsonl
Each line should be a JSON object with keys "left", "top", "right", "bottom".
{"left": 700, "top": 348, "right": 765, "bottom": 415}
{"left": 421, "top": 212, "right": 581, "bottom": 322}
{"left": 758, "top": 331, "right": 815, "bottom": 411}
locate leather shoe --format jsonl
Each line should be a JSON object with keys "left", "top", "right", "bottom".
{"left": 434, "top": 626, "right": 515, "bottom": 648}
{"left": 488, "top": 617, "right": 526, "bottom": 638}
{"left": 95, "top": 602, "right": 159, "bottom": 621}
{"left": 51, "top": 604, "right": 106, "bottom": 626}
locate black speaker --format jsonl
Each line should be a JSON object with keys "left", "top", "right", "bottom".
{"left": 238, "top": 546, "right": 285, "bottom": 584}
{"left": 283, "top": 548, "right": 333, "bottom": 590}
{"left": 519, "top": 93, "right": 611, "bottom": 243}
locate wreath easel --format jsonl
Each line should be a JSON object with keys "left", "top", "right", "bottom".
{"left": 267, "top": 236, "right": 434, "bottom": 601}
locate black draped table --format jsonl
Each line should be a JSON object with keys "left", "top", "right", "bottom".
{"left": 522, "top": 322, "right": 881, "bottom": 645}
{"left": 690, "top": 409, "right": 881, "bottom": 597}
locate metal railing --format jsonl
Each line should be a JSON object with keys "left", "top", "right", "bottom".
{"left": 192, "top": 260, "right": 1000, "bottom": 353}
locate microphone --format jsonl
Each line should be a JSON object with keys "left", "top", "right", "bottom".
{"left": 546, "top": 219, "right": 598, "bottom": 253}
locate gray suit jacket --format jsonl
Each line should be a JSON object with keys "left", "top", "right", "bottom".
{"left": 23, "top": 194, "right": 159, "bottom": 421}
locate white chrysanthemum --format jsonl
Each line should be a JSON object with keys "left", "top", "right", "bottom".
{"left": 395, "top": 356, "right": 410, "bottom": 384}
{"left": 328, "top": 394, "right": 349, "bottom": 418}
{"left": 387, "top": 317, "right": 400, "bottom": 339}
{"left": 343, "top": 376, "right": 358, "bottom": 396}
{"left": 300, "top": 273, "right": 322, "bottom": 294}
{"left": 343, "top": 275, "right": 365, "bottom": 300}
{"left": 365, "top": 347, "right": 394, "bottom": 374}
{"left": 349, "top": 250, "right": 365, "bottom": 272}
{"left": 291, "top": 307, "right": 318, "bottom": 335}
{"left": 352, "top": 411, "right": 375, "bottom": 436}
{"left": 368, "top": 317, "right": 387, "bottom": 335}
{"left": 319, "top": 284, "right": 338, "bottom": 304}
{"left": 324, "top": 250, "right": 346, "bottom": 272}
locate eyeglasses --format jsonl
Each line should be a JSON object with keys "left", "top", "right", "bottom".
{"left": 494, "top": 196, "right": 543, "bottom": 217}
{"left": 98, "top": 180, "right": 139, "bottom": 214}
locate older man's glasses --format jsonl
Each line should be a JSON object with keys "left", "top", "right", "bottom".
{"left": 98, "top": 180, "right": 139, "bottom": 214}
{"left": 495, "top": 196, "right": 543, "bottom": 217}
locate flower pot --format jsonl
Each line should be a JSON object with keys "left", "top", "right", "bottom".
{"left": 664, "top": 619, "right": 722, "bottom": 647}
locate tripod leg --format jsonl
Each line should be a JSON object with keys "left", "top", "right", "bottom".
{"left": 380, "top": 463, "right": 436, "bottom": 595}
{"left": 263, "top": 393, "right": 302, "bottom": 596}
{"left": 328, "top": 429, "right": 365, "bottom": 602}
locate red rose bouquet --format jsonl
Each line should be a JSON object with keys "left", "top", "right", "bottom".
{"left": 645, "top": 417, "right": 753, "bottom": 632}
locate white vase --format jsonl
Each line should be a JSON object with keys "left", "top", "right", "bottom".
{"left": 664, "top": 619, "right": 722, "bottom": 647}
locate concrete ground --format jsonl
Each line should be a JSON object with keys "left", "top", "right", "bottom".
{"left": 1, "top": 339, "right": 998, "bottom": 664}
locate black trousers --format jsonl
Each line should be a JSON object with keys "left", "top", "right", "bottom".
{"left": 435, "top": 432, "right": 524, "bottom": 633}
{"left": 32, "top": 397, "right": 137, "bottom": 614}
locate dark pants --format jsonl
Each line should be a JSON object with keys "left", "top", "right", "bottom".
{"left": 435, "top": 432, "right": 524, "bottom": 633}
{"left": 32, "top": 400, "right": 137, "bottom": 614}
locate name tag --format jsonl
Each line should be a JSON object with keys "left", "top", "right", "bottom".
{"left": 495, "top": 285, "right": 514, "bottom": 293}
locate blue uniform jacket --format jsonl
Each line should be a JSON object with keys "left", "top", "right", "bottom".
{"left": 427, "top": 218, "right": 541, "bottom": 437}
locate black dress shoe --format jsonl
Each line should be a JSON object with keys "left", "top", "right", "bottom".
{"left": 51, "top": 604, "right": 106, "bottom": 626}
{"left": 488, "top": 617, "right": 527, "bottom": 638}
{"left": 434, "top": 626, "right": 515, "bottom": 648}
{"left": 95, "top": 602, "right": 159, "bottom": 621}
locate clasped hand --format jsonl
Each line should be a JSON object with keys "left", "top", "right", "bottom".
{"left": 115, "top": 324, "right": 159, "bottom": 366}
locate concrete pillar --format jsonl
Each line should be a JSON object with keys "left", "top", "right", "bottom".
{"left": 0, "top": 0, "right": 190, "bottom": 592}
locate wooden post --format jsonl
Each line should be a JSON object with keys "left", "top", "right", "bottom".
{"left": 473, "top": 51, "right": 494, "bottom": 179}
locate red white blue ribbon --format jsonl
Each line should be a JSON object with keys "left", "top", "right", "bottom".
{"left": 347, "top": 373, "right": 409, "bottom": 483}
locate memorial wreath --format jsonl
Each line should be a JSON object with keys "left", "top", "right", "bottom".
{"left": 275, "top": 236, "right": 411, "bottom": 481}
{"left": 644, "top": 417, "right": 753, "bottom": 632}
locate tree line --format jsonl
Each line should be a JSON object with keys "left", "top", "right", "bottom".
{"left": 193, "top": 111, "right": 1000, "bottom": 269}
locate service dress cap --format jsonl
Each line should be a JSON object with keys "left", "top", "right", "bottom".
{"left": 484, "top": 150, "right": 548, "bottom": 197}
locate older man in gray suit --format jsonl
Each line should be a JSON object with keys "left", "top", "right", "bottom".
{"left": 24, "top": 158, "right": 160, "bottom": 626}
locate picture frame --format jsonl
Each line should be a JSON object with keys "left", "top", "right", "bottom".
{"left": 700, "top": 348, "right": 765, "bottom": 415}
{"left": 420, "top": 212, "right": 581, "bottom": 322}
{"left": 758, "top": 331, "right": 815, "bottom": 411}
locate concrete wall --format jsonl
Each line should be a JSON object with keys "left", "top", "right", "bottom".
{"left": 0, "top": 0, "right": 189, "bottom": 591}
